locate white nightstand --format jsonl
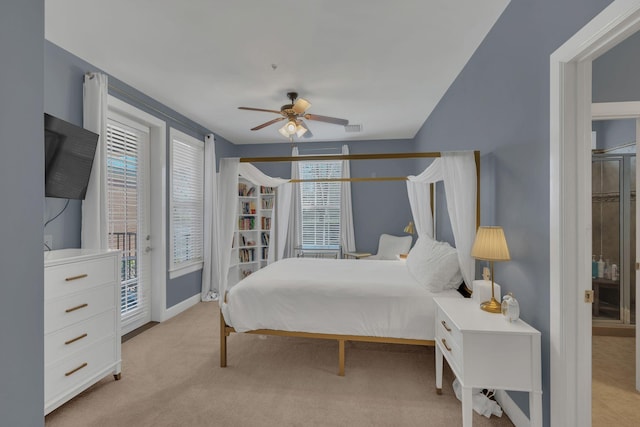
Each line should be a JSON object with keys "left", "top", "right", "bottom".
{"left": 433, "top": 297, "right": 542, "bottom": 427}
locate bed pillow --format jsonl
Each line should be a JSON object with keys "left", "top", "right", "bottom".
{"left": 406, "top": 237, "right": 462, "bottom": 292}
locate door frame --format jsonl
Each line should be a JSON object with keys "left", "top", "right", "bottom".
{"left": 592, "top": 103, "right": 640, "bottom": 391}
{"left": 550, "top": 2, "right": 640, "bottom": 426}
{"left": 108, "top": 96, "right": 167, "bottom": 324}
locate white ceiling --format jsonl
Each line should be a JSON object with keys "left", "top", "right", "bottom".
{"left": 45, "top": 0, "right": 509, "bottom": 145}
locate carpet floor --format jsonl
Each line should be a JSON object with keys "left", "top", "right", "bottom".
{"left": 45, "top": 302, "right": 514, "bottom": 427}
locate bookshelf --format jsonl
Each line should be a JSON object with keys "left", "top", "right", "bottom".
{"left": 229, "top": 178, "right": 275, "bottom": 285}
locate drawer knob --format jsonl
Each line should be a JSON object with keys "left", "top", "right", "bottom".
{"left": 441, "top": 320, "right": 452, "bottom": 332}
{"left": 441, "top": 338, "right": 452, "bottom": 352}
{"left": 65, "top": 303, "right": 88, "bottom": 313}
{"left": 64, "top": 333, "right": 88, "bottom": 345}
{"left": 65, "top": 274, "right": 88, "bottom": 282}
{"left": 65, "top": 362, "right": 88, "bottom": 377}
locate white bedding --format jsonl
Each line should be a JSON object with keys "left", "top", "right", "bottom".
{"left": 222, "top": 257, "right": 462, "bottom": 340}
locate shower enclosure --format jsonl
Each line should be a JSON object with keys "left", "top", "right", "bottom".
{"left": 592, "top": 153, "right": 636, "bottom": 327}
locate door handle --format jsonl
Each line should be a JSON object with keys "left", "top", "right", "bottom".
{"left": 144, "top": 246, "right": 152, "bottom": 253}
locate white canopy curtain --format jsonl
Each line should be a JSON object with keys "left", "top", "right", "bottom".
{"left": 340, "top": 145, "right": 356, "bottom": 253}
{"left": 285, "top": 146, "right": 301, "bottom": 258}
{"left": 201, "top": 134, "right": 219, "bottom": 301}
{"left": 406, "top": 151, "right": 477, "bottom": 286}
{"left": 82, "top": 72, "right": 109, "bottom": 249}
{"left": 217, "top": 158, "right": 290, "bottom": 310}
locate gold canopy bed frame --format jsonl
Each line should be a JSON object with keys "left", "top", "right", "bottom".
{"left": 220, "top": 150, "right": 480, "bottom": 377}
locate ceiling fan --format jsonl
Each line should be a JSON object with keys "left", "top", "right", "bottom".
{"left": 238, "top": 92, "right": 349, "bottom": 139}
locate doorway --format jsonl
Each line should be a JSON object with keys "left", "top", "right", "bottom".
{"left": 550, "top": 2, "right": 640, "bottom": 426}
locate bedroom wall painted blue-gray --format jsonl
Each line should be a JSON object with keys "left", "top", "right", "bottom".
{"left": 411, "top": 0, "right": 613, "bottom": 424}
{"left": 233, "top": 139, "right": 418, "bottom": 254}
{"left": 43, "top": 41, "right": 236, "bottom": 308}
{"left": 0, "top": 0, "right": 45, "bottom": 425}
{"left": 593, "top": 29, "right": 640, "bottom": 103}
{"left": 592, "top": 119, "right": 636, "bottom": 150}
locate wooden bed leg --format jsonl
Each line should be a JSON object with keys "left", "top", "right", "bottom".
{"left": 338, "top": 339, "right": 345, "bottom": 376}
{"left": 220, "top": 310, "right": 227, "bottom": 368}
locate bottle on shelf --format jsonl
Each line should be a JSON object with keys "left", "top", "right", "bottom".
{"left": 597, "top": 255, "right": 605, "bottom": 278}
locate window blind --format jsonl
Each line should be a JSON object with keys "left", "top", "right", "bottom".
{"left": 298, "top": 160, "right": 342, "bottom": 247}
{"left": 105, "top": 118, "right": 149, "bottom": 321}
{"left": 170, "top": 132, "right": 204, "bottom": 271}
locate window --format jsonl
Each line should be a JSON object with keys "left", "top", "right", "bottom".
{"left": 298, "top": 160, "right": 342, "bottom": 248}
{"left": 169, "top": 128, "right": 204, "bottom": 277}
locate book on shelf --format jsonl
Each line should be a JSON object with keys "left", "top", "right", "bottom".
{"left": 261, "top": 198, "right": 274, "bottom": 209}
{"left": 238, "top": 183, "right": 257, "bottom": 197}
{"left": 261, "top": 216, "right": 271, "bottom": 230}
{"left": 260, "top": 186, "right": 275, "bottom": 194}
{"left": 261, "top": 232, "right": 270, "bottom": 246}
{"left": 238, "top": 216, "right": 256, "bottom": 230}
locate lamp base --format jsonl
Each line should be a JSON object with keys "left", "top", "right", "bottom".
{"left": 480, "top": 297, "right": 502, "bottom": 314}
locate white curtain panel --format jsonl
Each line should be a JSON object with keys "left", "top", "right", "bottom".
{"left": 272, "top": 184, "right": 292, "bottom": 263}
{"left": 441, "top": 152, "right": 477, "bottom": 287}
{"left": 407, "top": 158, "right": 443, "bottom": 239}
{"left": 406, "top": 180, "right": 434, "bottom": 238}
{"left": 201, "top": 134, "right": 219, "bottom": 301}
{"left": 340, "top": 145, "right": 356, "bottom": 252}
{"left": 217, "top": 158, "right": 241, "bottom": 308}
{"left": 285, "top": 146, "right": 301, "bottom": 258}
{"left": 406, "top": 151, "right": 476, "bottom": 286}
{"left": 81, "top": 72, "right": 109, "bottom": 249}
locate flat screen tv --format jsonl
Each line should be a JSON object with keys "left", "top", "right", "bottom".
{"left": 44, "top": 113, "right": 99, "bottom": 200}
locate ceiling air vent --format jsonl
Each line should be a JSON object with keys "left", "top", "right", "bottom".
{"left": 344, "top": 124, "right": 362, "bottom": 133}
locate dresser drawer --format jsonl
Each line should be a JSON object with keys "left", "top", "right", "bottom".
{"left": 45, "top": 309, "right": 116, "bottom": 365}
{"left": 45, "top": 285, "right": 115, "bottom": 334}
{"left": 435, "top": 305, "right": 463, "bottom": 375}
{"left": 44, "top": 336, "right": 118, "bottom": 405}
{"left": 45, "top": 256, "right": 117, "bottom": 300}
{"left": 436, "top": 306, "right": 462, "bottom": 346}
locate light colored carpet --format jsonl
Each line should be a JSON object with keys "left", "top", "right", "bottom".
{"left": 592, "top": 335, "right": 639, "bottom": 427}
{"left": 45, "top": 302, "right": 514, "bottom": 427}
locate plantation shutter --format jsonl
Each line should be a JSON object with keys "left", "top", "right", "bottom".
{"left": 170, "top": 132, "right": 204, "bottom": 271}
{"left": 105, "top": 117, "right": 149, "bottom": 322}
{"left": 298, "top": 160, "right": 342, "bottom": 247}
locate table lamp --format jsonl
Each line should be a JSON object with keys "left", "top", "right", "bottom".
{"left": 403, "top": 221, "right": 415, "bottom": 235}
{"left": 471, "top": 226, "right": 511, "bottom": 313}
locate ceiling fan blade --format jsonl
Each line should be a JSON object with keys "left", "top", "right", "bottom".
{"left": 292, "top": 98, "right": 311, "bottom": 114}
{"left": 304, "top": 114, "right": 349, "bottom": 126}
{"left": 238, "top": 107, "right": 283, "bottom": 114}
{"left": 250, "top": 117, "right": 285, "bottom": 131}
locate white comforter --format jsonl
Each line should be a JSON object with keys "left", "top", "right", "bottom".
{"left": 222, "top": 257, "right": 462, "bottom": 340}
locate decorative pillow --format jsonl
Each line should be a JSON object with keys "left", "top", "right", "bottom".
{"left": 406, "top": 237, "right": 462, "bottom": 292}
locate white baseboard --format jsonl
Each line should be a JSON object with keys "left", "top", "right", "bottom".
{"left": 495, "top": 390, "right": 529, "bottom": 427}
{"left": 162, "top": 294, "right": 200, "bottom": 322}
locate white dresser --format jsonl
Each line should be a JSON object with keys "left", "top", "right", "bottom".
{"left": 433, "top": 297, "right": 542, "bottom": 427}
{"left": 44, "top": 249, "right": 121, "bottom": 415}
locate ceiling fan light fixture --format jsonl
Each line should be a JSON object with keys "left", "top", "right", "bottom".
{"left": 285, "top": 120, "right": 297, "bottom": 134}
{"left": 295, "top": 124, "right": 307, "bottom": 137}
{"left": 292, "top": 98, "right": 311, "bottom": 114}
{"left": 278, "top": 125, "right": 290, "bottom": 138}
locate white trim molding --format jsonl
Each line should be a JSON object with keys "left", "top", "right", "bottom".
{"left": 495, "top": 390, "right": 528, "bottom": 427}
{"left": 550, "top": 2, "right": 640, "bottom": 426}
{"left": 162, "top": 294, "right": 201, "bottom": 322}
{"left": 592, "top": 101, "right": 640, "bottom": 120}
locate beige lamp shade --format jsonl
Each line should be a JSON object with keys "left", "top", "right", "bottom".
{"left": 471, "top": 226, "right": 510, "bottom": 261}
{"left": 404, "top": 221, "right": 415, "bottom": 235}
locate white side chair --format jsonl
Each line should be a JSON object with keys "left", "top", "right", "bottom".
{"left": 368, "top": 234, "right": 413, "bottom": 260}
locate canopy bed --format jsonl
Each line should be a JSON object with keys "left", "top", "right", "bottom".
{"left": 216, "top": 150, "right": 480, "bottom": 376}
